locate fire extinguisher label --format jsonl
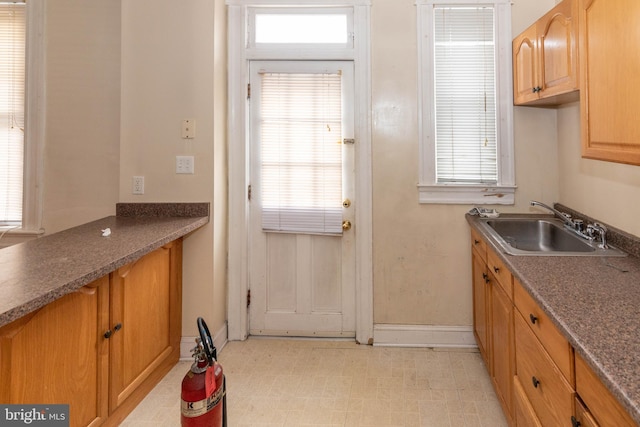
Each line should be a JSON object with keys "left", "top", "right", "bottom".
{"left": 181, "top": 383, "right": 225, "bottom": 418}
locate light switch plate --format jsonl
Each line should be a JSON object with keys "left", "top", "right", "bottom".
{"left": 176, "top": 156, "right": 195, "bottom": 174}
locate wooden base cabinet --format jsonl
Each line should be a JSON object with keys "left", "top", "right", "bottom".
{"left": 470, "top": 230, "right": 639, "bottom": 426}
{"left": 110, "top": 241, "right": 182, "bottom": 413}
{"left": 0, "top": 277, "right": 110, "bottom": 427}
{"left": 0, "top": 239, "right": 182, "bottom": 427}
{"left": 471, "top": 232, "right": 515, "bottom": 425}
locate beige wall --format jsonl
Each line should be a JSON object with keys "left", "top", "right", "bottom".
{"left": 370, "top": 0, "right": 558, "bottom": 326}
{"left": 119, "top": 0, "right": 228, "bottom": 338}
{"left": 557, "top": 103, "right": 640, "bottom": 237}
{"left": 42, "top": 0, "right": 121, "bottom": 233}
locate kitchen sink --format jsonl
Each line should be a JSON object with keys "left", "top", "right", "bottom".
{"left": 477, "top": 217, "right": 627, "bottom": 256}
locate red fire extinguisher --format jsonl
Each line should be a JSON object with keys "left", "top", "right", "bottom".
{"left": 181, "top": 317, "right": 227, "bottom": 427}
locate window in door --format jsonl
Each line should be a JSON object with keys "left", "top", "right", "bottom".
{"left": 259, "top": 70, "right": 344, "bottom": 234}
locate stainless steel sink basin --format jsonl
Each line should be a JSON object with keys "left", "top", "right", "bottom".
{"left": 477, "top": 217, "right": 627, "bottom": 256}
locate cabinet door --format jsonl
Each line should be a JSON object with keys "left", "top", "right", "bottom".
{"left": 580, "top": 0, "right": 640, "bottom": 164}
{"left": 513, "top": 24, "right": 539, "bottom": 104}
{"left": 491, "top": 280, "right": 514, "bottom": 422}
{"left": 472, "top": 247, "right": 490, "bottom": 367}
{"left": 538, "top": 0, "right": 578, "bottom": 97}
{"left": 0, "top": 277, "right": 109, "bottom": 427}
{"left": 109, "top": 241, "right": 182, "bottom": 410}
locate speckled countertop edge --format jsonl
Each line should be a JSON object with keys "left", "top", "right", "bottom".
{"left": 0, "top": 203, "right": 209, "bottom": 328}
{"left": 467, "top": 213, "right": 640, "bottom": 424}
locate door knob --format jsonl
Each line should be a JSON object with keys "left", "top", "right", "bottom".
{"left": 342, "top": 220, "right": 352, "bottom": 231}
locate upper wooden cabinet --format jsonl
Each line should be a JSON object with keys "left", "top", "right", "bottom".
{"left": 579, "top": 0, "right": 640, "bottom": 165}
{"left": 513, "top": 0, "right": 579, "bottom": 106}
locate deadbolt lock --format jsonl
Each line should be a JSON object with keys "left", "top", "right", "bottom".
{"left": 342, "top": 220, "right": 352, "bottom": 231}
{"left": 342, "top": 199, "right": 351, "bottom": 208}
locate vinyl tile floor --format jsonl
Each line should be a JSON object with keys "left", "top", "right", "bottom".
{"left": 121, "top": 338, "right": 508, "bottom": 427}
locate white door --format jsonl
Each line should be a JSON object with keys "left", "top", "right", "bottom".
{"left": 248, "top": 61, "right": 355, "bottom": 337}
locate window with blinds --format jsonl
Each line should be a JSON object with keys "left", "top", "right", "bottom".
{"left": 259, "top": 71, "right": 343, "bottom": 234}
{"left": 434, "top": 6, "right": 497, "bottom": 184}
{"left": 417, "top": 0, "right": 514, "bottom": 204}
{"left": 0, "top": 2, "right": 25, "bottom": 225}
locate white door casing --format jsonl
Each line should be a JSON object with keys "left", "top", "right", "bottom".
{"left": 226, "top": 1, "right": 373, "bottom": 344}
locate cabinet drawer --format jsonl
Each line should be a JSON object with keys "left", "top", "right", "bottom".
{"left": 514, "top": 279, "right": 573, "bottom": 383}
{"left": 514, "top": 375, "right": 543, "bottom": 427}
{"left": 575, "top": 353, "right": 636, "bottom": 427}
{"left": 575, "top": 397, "right": 599, "bottom": 427}
{"left": 487, "top": 248, "right": 512, "bottom": 299}
{"left": 514, "top": 313, "right": 574, "bottom": 427}
{"left": 470, "top": 228, "right": 487, "bottom": 262}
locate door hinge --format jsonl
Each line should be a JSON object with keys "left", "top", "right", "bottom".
{"left": 343, "top": 138, "right": 355, "bottom": 145}
{"left": 248, "top": 184, "right": 252, "bottom": 201}
{"left": 247, "top": 289, "right": 251, "bottom": 307}
{"left": 247, "top": 83, "right": 251, "bottom": 99}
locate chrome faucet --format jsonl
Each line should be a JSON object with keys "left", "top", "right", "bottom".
{"left": 530, "top": 200, "right": 610, "bottom": 248}
{"left": 529, "top": 201, "right": 574, "bottom": 227}
{"left": 587, "top": 223, "right": 609, "bottom": 249}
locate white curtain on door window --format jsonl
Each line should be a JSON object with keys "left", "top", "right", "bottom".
{"left": 260, "top": 71, "right": 343, "bottom": 234}
{"left": 0, "top": 3, "right": 25, "bottom": 225}
{"left": 434, "top": 6, "right": 498, "bottom": 184}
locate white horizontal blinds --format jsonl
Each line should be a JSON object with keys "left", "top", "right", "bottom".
{"left": 0, "top": 3, "right": 25, "bottom": 225}
{"left": 434, "top": 6, "right": 498, "bottom": 184}
{"left": 260, "top": 71, "right": 343, "bottom": 234}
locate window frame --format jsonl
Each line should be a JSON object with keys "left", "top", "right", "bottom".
{"left": 416, "top": 0, "right": 515, "bottom": 205}
{"left": 0, "top": 0, "right": 45, "bottom": 235}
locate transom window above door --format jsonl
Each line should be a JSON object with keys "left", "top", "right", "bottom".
{"left": 252, "top": 9, "right": 352, "bottom": 46}
{"left": 244, "top": 5, "right": 356, "bottom": 58}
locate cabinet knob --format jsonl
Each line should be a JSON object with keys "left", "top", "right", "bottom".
{"left": 104, "top": 330, "right": 112, "bottom": 339}
{"left": 532, "top": 376, "right": 540, "bottom": 388}
{"left": 571, "top": 416, "right": 581, "bottom": 427}
{"left": 114, "top": 323, "right": 122, "bottom": 332}
{"left": 482, "top": 273, "right": 490, "bottom": 284}
{"left": 493, "top": 266, "right": 500, "bottom": 273}
{"left": 474, "top": 239, "right": 480, "bottom": 245}
{"left": 529, "top": 313, "right": 538, "bottom": 324}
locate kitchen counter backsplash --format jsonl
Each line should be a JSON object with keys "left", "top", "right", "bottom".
{"left": 555, "top": 203, "right": 640, "bottom": 258}
{"left": 116, "top": 202, "right": 210, "bottom": 218}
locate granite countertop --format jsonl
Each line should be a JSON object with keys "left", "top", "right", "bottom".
{"left": 467, "top": 213, "right": 640, "bottom": 424}
{"left": 0, "top": 203, "right": 209, "bottom": 328}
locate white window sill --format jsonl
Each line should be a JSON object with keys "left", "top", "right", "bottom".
{"left": 418, "top": 184, "right": 516, "bottom": 205}
{"left": 0, "top": 227, "right": 45, "bottom": 248}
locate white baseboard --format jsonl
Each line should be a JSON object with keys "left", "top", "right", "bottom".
{"left": 180, "top": 322, "right": 228, "bottom": 360}
{"left": 373, "top": 324, "right": 476, "bottom": 348}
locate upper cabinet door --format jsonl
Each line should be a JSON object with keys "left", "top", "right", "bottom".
{"left": 513, "top": 25, "right": 539, "bottom": 105}
{"left": 513, "top": 0, "right": 579, "bottom": 106}
{"left": 538, "top": 0, "right": 578, "bottom": 97}
{"left": 580, "top": 0, "right": 640, "bottom": 165}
